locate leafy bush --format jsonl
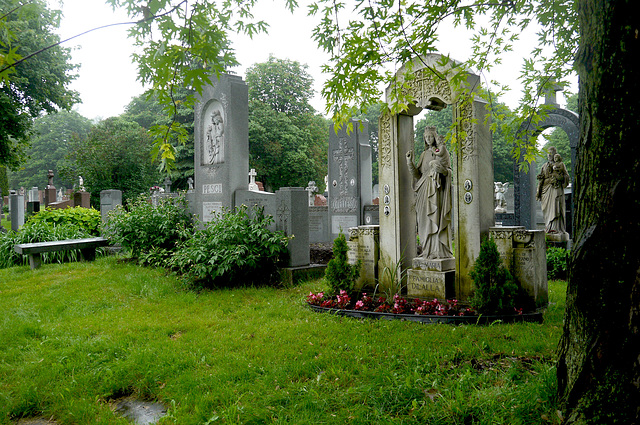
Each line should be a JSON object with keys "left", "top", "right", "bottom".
{"left": 547, "top": 247, "right": 569, "bottom": 280}
{"left": 469, "top": 237, "right": 520, "bottom": 314}
{"left": 169, "top": 206, "right": 289, "bottom": 289}
{"left": 25, "top": 207, "right": 101, "bottom": 236}
{"left": 0, "top": 221, "right": 93, "bottom": 269}
{"left": 103, "top": 195, "right": 194, "bottom": 259}
{"left": 324, "top": 232, "right": 360, "bottom": 294}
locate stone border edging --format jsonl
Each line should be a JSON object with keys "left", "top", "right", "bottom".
{"left": 308, "top": 304, "right": 544, "bottom": 324}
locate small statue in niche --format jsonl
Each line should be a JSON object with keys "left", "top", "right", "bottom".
{"left": 494, "top": 182, "right": 509, "bottom": 213}
{"left": 205, "top": 109, "right": 224, "bottom": 164}
{"left": 537, "top": 146, "right": 570, "bottom": 236}
{"left": 406, "top": 126, "right": 453, "bottom": 259}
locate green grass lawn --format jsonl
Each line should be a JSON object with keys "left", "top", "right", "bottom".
{"left": 0, "top": 257, "right": 566, "bottom": 424}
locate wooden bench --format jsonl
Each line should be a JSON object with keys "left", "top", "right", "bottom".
{"left": 14, "top": 237, "right": 110, "bottom": 270}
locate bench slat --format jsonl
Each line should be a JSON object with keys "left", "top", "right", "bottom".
{"left": 14, "top": 238, "right": 109, "bottom": 255}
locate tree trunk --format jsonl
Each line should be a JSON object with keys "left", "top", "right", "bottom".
{"left": 556, "top": 0, "right": 640, "bottom": 423}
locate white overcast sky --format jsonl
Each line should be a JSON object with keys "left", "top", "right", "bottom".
{"left": 52, "top": 0, "right": 574, "bottom": 121}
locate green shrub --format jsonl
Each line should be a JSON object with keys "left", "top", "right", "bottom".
{"left": 324, "top": 232, "right": 360, "bottom": 294}
{"left": 168, "top": 206, "right": 289, "bottom": 289}
{"left": 547, "top": 247, "right": 569, "bottom": 280}
{"left": 103, "top": 195, "right": 195, "bottom": 259}
{"left": 0, "top": 221, "right": 93, "bottom": 268}
{"left": 469, "top": 237, "right": 520, "bottom": 314}
{"left": 24, "top": 206, "right": 101, "bottom": 236}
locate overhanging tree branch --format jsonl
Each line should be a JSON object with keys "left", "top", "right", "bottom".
{"left": 0, "top": 1, "right": 187, "bottom": 76}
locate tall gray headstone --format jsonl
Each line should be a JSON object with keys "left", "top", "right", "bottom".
{"left": 275, "top": 187, "right": 309, "bottom": 267}
{"left": 328, "top": 121, "right": 372, "bottom": 239}
{"left": 100, "top": 190, "right": 122, "bottom": 222}
{"left": 193, "top": 74, "right": 249, "bottom": 222}
{"left": 9, "top": 192, "right": 25, "bottom": 231}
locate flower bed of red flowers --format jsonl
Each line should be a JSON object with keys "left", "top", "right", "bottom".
{"left": 306, "top": 291, "right": 544, "bottom": 324}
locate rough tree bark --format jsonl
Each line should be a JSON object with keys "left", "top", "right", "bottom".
{"left": 556, "top": 0, "right": 640, "bottom": 423}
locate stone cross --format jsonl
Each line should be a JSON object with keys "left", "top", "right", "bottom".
{"left": 248, "top": 168, "right": 259, "bottom": 191}
{"left": 47, "top": 170, "right": 55, "bottom": 189}
{"left": 187, "top": 177, "right": 194, "bottom": 191}
{"left": 542, "top": 78, "right": 562, "bottom": 107}
{"left": 163, "top": 177, "right": 172, "bottom": 193}
{"left": 305, "top": 181, "right": 318, "bottom": 206}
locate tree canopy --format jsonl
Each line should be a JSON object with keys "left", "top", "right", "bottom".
{"left": 246, "top": 56, "right": 328, "bottom": 191}
{"left": 8, "top": 110, "right": 92, "bottom": 190}
{"left": 0, "top": 0, "right": 79, "bottom": 169}
{"left": 62, "top": 116, "right": 161, "bottom": 207}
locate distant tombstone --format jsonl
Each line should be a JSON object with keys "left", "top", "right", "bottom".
{"left": 328, "top": 120, "right": 372, "bottom": 239}
{"left": 187, "top": 177, "right": 194, "bottom": 192}
{"left": 9, "top": 192, "right": 25, "bottom": 231}
{"left": 27, "top": 187, "right": 40, "bottom": 218}
{"left": 309, "top": 206, "right": 329, "bottom": 243}
{"left": 73, "top": 191, "right": 91, "bottom": 208}
{"left": 248, "top": 169, "right": 259, "bottom": 191}
{"left": 163, "top": 177, "right": 172, "bottom": 193}
{"left": 363, "top": 205, "right": 379, "bottom": 226}
{"left": 275, "top": 187, "right": 309, "bottom": 267}
{"left": 44, "top": 170, "right": 56, "bottom": 206}
{"left": 234, "top": 189, "right": 276, "bottom": 232}
{"left": 192, "top": 74, "right": 249, "bottom": 222}
{"left": 100, "top": 190, "right": 123, "bottom": 222}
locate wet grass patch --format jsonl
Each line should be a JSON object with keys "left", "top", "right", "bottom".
{"left": 1, "top": 257, "right": 565, "bottom": 424}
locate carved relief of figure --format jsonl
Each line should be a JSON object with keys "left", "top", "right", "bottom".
{"left": 205, "top": 109, "right": 224, "bottom": 164}
{"left": 406, "top": 126, "right": 453, "bottom": 259}
{"left": 537, "top": 146, "right": 570, "bottom": 235}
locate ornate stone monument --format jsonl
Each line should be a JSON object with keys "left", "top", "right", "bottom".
{"left": 328, "top": 120, "right": 372, "bottom": 239}
{"left": 192, "top": 74, "right": 249, "bottom": 222}
{"left": 378, "top": 54, "right": 494, "bottom": 301}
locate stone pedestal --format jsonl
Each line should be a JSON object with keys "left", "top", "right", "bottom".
{"left": 407, "top": 257, "right": 455, "bottom": 299}
{"left": 346, "top": 225, "right": 380, "bottom": 291}
{"left": 407, "top": 269, "right": 455, "bottom": 300}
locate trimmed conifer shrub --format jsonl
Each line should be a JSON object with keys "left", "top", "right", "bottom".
{"left": 469, "top": 237, "right": 520, "bottom": 314}
{"left": 324, "top": 232, "right": 360, "bottom": 294}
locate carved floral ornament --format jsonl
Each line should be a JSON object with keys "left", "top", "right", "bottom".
{"left": 379, "top": 112, "right": 393, "bottom": 169}
{"left": 407, "top": 69, "right": 454, "bottom": 108}
{"left": 379, "top": 59, "right": 480, "bottom": 170}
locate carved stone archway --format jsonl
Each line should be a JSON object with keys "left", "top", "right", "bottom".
{"left": 377, "top": 54, "right": 494, "bottom": 301}
{"left": 509, "top": 107, "right": 579, "bottom": 234}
